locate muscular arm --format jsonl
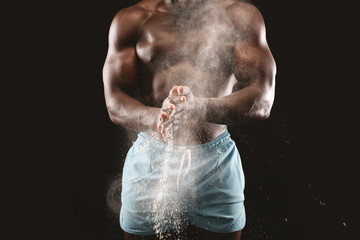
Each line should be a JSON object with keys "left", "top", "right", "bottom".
{"left": 103, "top": 8, "right": 159, "bottom": 131}
{"left": 198, "top": 4, "right": 276, "bottom": 125}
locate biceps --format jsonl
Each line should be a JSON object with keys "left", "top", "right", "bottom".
{"left": 103, "top": 47, "right": 138, "bottom": 95}
{"left": 233, "top": 44, "right": 276, "bottom": 89}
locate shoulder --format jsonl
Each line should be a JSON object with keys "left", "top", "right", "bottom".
{"left": 111, "top": 0, "right": 161, "bottom": 25}
{"left": 111, "top": 5, "right": 150, "bottom": 32}
{"left": 108, "top": 2, "right": 153, "bottom": 47}
{"left": 226, "top": 1, "right": 265, "bottom": 37}
{"left": 226, "top": 1, "right": 264, "bottom": 22}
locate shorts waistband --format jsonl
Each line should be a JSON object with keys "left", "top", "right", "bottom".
{"left": 137, "top": 130, "right": 231, "bottom": 151}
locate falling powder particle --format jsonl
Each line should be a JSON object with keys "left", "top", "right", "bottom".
{"left": 284, "top": 218, "right": 288, "bottom": 223}
{"left": 343, "top": 222, "right": 347, "bottom": 227}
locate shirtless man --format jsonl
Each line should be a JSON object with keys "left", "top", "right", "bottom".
{"left": 103, "top": 0, "right": 276, "bottom": 239}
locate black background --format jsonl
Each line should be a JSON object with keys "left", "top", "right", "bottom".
{"left": 6, "top": 0, "right": 358, "bottom": 240}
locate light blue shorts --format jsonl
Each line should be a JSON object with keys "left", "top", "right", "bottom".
{"left": 120, "top": 131, "right": 245, "bottom": 235}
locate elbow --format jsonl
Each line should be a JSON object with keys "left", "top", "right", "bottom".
{"left": 106, "top": 101, "right": 123, "bottom": 125}
{"left": 107, "top": 104, "right": 119, "bottom": 124}
{"left": 250, "top": 105, "right": 271, "bottom": 121}
{"left": 248, "top": 97, "right": 273, "bottom": 121}
{"left": 258, "top": 105, "right": 271, "bottom": 120}
{"left": 258, "top": 98, "right": 273, "bottom": 120}
{"left": 250, "top": 84, "right": 275, "bottom": 121}
{"left": 108, "top": 111, "right": 119, "bottom": 125}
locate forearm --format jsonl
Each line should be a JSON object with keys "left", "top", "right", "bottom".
{"left": 106, "top": 91, "right": 159, "bottom": 132}
{"left": 198, "top": 86, "right": 273, "bottom": 125}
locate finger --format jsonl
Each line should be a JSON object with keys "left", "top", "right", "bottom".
{"left": 162, "top": 102, "right": 175, "bottom": 112}
{"left": 169, "top": 108, "right": 184, "bottom": 118}
{"left": 178, "top": 85, "right": 184, "bottom": 95}
{"left": 162, "top": 115, "right": 175, "bottom": 126}
{"left": 169, "top": 93, "right": 187, "bottom": 104}
{"left": 157, "top": 121, "right": 162, "bottom": 132}
{"left": 161, "top": 109, "right": 171, "bottom": 119}
{"left": 159, "top": 121, "right": 167, "bottom": 137}
{"left": 177, "top": 85, "right": 190, "bottom": 95}
{"left": 170, "top": 96, "right": 183, "bottom": 104}
{"left": 163, "top": 106, "right": 176, "bottom": 119}
{"left": 162, "top": 98, "right": 171, "bottom": 110}
{"left": 170, "top": 86, "right": 178, "bottom": 96}
{"left": 160, "top": 111, "right": 167, "bottom": 121}
{"left": 162, "top": 122, "right": 174, "bottom": 138}
{"left": 169, "top": 104, "right": 175, "bottom": 111}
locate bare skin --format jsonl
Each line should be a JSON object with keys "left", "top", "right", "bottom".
{"left": 103, "top": 0, "right": 276, "bottom": 239}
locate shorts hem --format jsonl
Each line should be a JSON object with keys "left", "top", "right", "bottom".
{"left": 189, "top": 222, "right": 245, "bottom": 233}
{"left": 121, "top": 223, "right": 245, "bottom": 236}
{"left": 120, "top": 225, "right": 157, "bottom": 236}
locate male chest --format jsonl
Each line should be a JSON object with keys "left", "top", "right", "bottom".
{"left": 136, "top": 14, "right": 195, "bottom": 66}
{"left": 136, "top": 13, "right": 235, "bottom": 73}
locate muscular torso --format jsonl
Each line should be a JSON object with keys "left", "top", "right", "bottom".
{"left": 133, "top": 0, "right": 241, "bottom": 144}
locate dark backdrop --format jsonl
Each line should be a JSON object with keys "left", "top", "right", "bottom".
{"left": 9, "top": 1, "right": 358, "bottom": 240}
